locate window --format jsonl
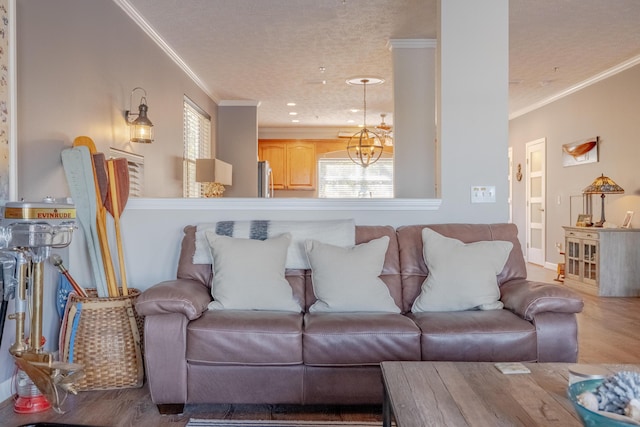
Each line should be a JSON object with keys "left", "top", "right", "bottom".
{"left": 183, "top": 97, "right": 211, "bottom": 197}
{"left": 317, "top": 156, "right": 393, "bottom": 198}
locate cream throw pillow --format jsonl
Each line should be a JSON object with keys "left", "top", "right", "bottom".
{"left": 305, "top": 236, "right": 400, "bottom": 313}
{"left": 412, "top": 228, "right": 513, "bottom": 312}
{"left": 205, "top": 231, "right": 301, "bottom": 312}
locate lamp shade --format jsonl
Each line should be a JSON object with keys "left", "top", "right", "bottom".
{"left": 195, "top": 158, "right": 232, "bottom": 186}
{"left": 582, "top": 173, "right": 623, "bottom": 227}
{"left": 582, "top": 174, "right": 624, "bottom": 194}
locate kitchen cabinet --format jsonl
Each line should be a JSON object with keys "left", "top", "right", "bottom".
{"left": 259, "top": 143, "right": 285, "bottom": 190}
{"left": 563, "top": 226, "right": 640, "bottom": 296}
{"left": 259, "top": 141, "right": 316, "bottom": 191}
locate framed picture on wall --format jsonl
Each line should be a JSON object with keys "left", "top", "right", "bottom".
{"left": 562, "top": 137, "right": 599, "bottom": 167}
{"left": 622, "top": 211, "right": 634, "bottom": 229}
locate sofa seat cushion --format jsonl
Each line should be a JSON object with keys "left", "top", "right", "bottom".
{"left": 187, "top": 310, "right": 303, "bottom": 365}
{"left": 408, "top": 309, "right": 537, "bottom": 362}
{"left": 303, "top": 313, "right": 421, "bottom": 366}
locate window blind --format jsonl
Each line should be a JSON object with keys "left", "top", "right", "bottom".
{"left": 318, "top": 158, "right": 393, "bottom": 198}
{"left": 109, "top": 147, "right": 144, "bottom": 198}
{"left": 183, "top": 97, "right": 211, "bottom": 197}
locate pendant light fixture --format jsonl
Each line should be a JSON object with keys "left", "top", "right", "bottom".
{"left": 346, "top": 77, "right": 385, "bottom": 168}
{"left": 376, "top": 113, "right": 393, "bottom": 147}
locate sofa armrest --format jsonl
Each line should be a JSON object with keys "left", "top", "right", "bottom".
{"left": 136, "top": 279, "right": 211, "bottom": 320}
{"left": 500, "top": 279, "right": 584, "bottom": 321}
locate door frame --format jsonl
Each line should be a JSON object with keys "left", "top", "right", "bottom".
{"left": 525, "top": 138, "right": 546, "bottom": 266}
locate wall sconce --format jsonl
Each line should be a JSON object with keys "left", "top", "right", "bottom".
{"left": 195, "top": 158, "right": 233, "bottom": 197}
{"left": 125, "top": 87, "right": 154, "bottom": 144}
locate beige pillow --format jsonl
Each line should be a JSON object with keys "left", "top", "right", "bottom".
{"left": 412, "top": 228, "right": 513, "bottom": 312}
{"left": 205, "top": 231, "right": 301, "bottom": 312}
{"left": 305, "top": 236, "right": 400, "bottom": 313}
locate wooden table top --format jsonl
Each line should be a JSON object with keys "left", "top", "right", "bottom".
{"left": 381, "top": 361, "right": 639, "bottom": 427}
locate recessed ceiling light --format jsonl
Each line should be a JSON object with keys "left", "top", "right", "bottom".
{"left": 347, "top": 119, "right": 355, "bottom": 123}
{"left": 289, "top": 112, "right": 298, "bottom": 116}
{"left": 291, "top": 119, "right": 300, "bottom": 123}
{"left": 287, "top": 102, "right": 296, "bottom": 106}
{"left": 350, "top": 109, "right": 359, "bottom": 113}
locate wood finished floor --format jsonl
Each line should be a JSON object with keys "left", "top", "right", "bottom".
{"left": 2, "top": 264, "right": 640, "bottom": 426}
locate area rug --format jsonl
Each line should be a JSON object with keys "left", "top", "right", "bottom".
{"left": 186, "top": 420, "right": 388, "bottom": 427}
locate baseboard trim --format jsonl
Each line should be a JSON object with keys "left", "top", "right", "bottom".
{"left": 544, "top": 261, "right": 558, "bottom": 271}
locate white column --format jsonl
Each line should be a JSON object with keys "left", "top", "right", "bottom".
{"left": 388, "top": 39, "right": 437, "bottom": 198}
{"left": 437, "top": 0, "right": 509, "bottom": 221}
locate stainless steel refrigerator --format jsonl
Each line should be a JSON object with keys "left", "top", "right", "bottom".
{"left": 257, "top": 161, "right": 273, "bottom": 198}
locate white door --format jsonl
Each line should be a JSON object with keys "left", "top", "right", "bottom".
{"left": 526, "top": 138, "right": 546, "bottom": 266}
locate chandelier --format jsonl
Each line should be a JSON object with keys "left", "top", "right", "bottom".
{"left": 346, "top": 78, "right": 385, "bottom": 168}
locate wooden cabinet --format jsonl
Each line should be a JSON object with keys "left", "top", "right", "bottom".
{"left": 286, "top": 142, "right": 315, "bottom": 190}
{"left": 259, "top": 141, "right": 316, "bottom": 191}
{"left": 563, "top": 226, "right": 640, "bottom": 296}
{"left": 259, "top": 143, "right": 286, "bottom": 190}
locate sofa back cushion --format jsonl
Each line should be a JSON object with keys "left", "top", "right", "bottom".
{"left": 177, "top": 225, "right": 307, "bottom": 308}
{"left": 396, "top": 223, "right": 526, "bottom": 313}
{"left": 302, "top": 225, "right": 402, "bottom": 312}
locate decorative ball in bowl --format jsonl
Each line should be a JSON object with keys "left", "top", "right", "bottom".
{"left": 568, "top": 375, "right": 640, "bottom": 426}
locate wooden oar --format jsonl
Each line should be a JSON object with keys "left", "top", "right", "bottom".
{"left": 73, "top": 136, "right": 118, "bottom": 298}
{"left": 106, "top": 158, "right": 130, "bottom": 296}
{"left": 92, "top": 152, "right": 119, "bottom": 298}
{"left": 61, "top": 146, "right": 108, "bottom": 297}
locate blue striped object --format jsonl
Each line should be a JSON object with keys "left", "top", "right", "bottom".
{"left": 56, "top": 273, "right": 75, "bottom": 318}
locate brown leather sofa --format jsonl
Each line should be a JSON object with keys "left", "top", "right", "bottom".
{"left": 135, "top": 223, "right": 584, "bottom": 414}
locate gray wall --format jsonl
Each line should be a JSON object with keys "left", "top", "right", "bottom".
{"left": 17, "top": 0, "right": 217, "bottom": 200}
{"left": 510, "top": 63, "right": 640, "bottom": 266}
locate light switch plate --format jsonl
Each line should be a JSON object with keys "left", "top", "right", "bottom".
{"left": 471, "top": 186, "right": 496, "bottom": 203}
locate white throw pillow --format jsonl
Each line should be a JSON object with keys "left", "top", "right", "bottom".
{"left": 305, "top": 236, "right": 400, "bottom": 313}
{"left": 411, "top": 228, "right": 513, "bottom": 312}
{"left": 205, "top": 231, "right": 301, "bottom": 312}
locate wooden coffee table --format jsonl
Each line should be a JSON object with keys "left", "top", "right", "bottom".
{"left": 381, "top": 361, "right": 636, "bottom": 427}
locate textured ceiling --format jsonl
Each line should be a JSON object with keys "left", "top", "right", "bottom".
{"left": 122, "top": 0, "right": 640, "bottom": 128}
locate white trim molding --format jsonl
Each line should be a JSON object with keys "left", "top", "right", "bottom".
{"left": 387, "top": 39, "right": 437, "bottom": 50}
{"left": 218, "top": 100, "right": 261, "bottom": 107}
{"left": 127, "top": 198, "right": 442, "bottom": 212}
{"left": 510, "top": 53, "right": 640, "bottom": 119}
{"left": 112, "top": 0, "right": 218, "bottom": 103}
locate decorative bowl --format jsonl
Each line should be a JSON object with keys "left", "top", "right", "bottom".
{"left": 568, "top": 379, "right": 640, "bottom": 426}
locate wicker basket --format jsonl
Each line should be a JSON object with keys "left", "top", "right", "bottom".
{"left": 59, "top": 288, "right": 144, "bottom": 391}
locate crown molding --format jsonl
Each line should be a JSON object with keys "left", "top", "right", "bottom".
{"left": 510, "top": 53, "right": 640, "bottom": 119}
{"left": 387, "top": 39, "right": 437, "bottom": 50}
{"left": 112, "top": 0, "right": 219, "bottom": 103}
{"left": 218, "top": 100, "right": 261, "bottom": 107}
